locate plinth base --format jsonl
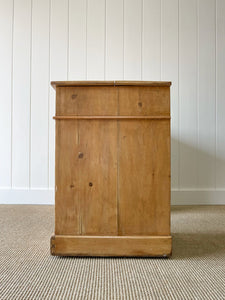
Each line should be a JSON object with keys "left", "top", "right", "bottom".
{"left": 50, "top": 235, "right": 172, "bottom": 257}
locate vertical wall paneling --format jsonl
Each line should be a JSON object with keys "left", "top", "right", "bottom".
{"left": 105, "top": 0, "right": 124, "bottom": 80}
{"left": 49, "top": 0, "right": 69, "bottom": 187}
{"left": 12, "top": 0, "right": 32, "bottom": 187}
{"left": 1, "top": 0, "right": 225, "bottom": 204}
{"left": 142, "top": 0, "right": 161, "bottom": 80}
{"left": 68, "top": 0, "right": 86, "bottom": 80}
{"left": 0, "top": 0, "right": 13, "bottom": 187}
{"left": 198, "top": 0, "right": 216, "bottom": 188}
{"left": 161, "top": 0, "right": 179, "bottom": 188}
{"left": 86, "top": 0, "right": 105, "bottom": 80}
{"left": 30, "top": 0, "right": 50, "bottom": 187}
{"left": 216, "top": 0, "right": 225, "bottom": 188}
{"left": 124, "top": 0, "right": 142, "bottom": 80}
{"left": 179, "top": 0, "right": 198, "bottom": 188}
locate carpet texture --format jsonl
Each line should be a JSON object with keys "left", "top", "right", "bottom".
{"left": 0, "top": 205, "right": 225, "bottom": 299}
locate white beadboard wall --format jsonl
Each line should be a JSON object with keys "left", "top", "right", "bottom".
{"left": 0, "top": 0, "right": 225, "bottom": 205}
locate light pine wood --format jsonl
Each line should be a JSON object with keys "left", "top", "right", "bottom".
{"left": 52, "top": 81, "right": 172, "bottom": 256}
{"left": 118, "top": 86, "right": 170, "bottom": 116}
{"left": 118, "top": 120, "right": 170, "bottom": 236}
{"left": 56, "top": 86, "right": 117, "bottom": 116}
{"left": 53, "top": 116, "right": 170, "bottom": 120}
{"left": 50, "top": 235, "right": 172, "bottom": 257}
{"left": 51, "top": 81, "right": 171, "bottom": 89}
{"left": 55, "top": 120, "right": 80, "bottom": 235}
{"left": 78, "top": 120, "right": 118, "bottom": 235}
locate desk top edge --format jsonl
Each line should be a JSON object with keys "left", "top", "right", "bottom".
{"left": 51, "top": 81, "right": 172, "bottom": 89}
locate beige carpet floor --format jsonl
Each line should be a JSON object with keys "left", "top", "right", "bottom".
{"left": 0, "top": 205, "right": 224, "bottom": 300}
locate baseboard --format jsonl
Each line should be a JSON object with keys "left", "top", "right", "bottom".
{"left": 0, "top": 188, "right": 54, "bottom": 204}
{"left": 171, "top": 190, "right": 225, "bottom": 205}
{"left": 0, "top": 188, "right": 225, "bottom": 205}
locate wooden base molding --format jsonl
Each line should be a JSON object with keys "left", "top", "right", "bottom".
{"left": 50, "top": 235, "right": 172, "bottom": 257}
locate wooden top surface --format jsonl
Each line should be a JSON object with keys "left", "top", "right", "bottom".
{"left": 51, "top": 81, "right": 171, "bottom": 89}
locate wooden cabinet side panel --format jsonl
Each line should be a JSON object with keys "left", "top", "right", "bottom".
{"left": 118, "top": 120, "right": 170, "bottom": 236}
{"left": 78, "top": 120, "right": 118, "bottom": 235}
{"left": 55, "top": 120, "right": 80, "bottom": 235}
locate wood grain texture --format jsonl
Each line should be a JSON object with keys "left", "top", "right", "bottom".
{"left": 53, "top": 83, "right": 171, "bottom": 256}
{"left": 55, "top": 120, "right": 80, "bottom": 235}
{"left": 51, "top": 81, "right": 172, "bottom": 89}
{"left": 56, "top": 86, "right": 117, "bottom": 115}
{"left": 50, "top": 235, "right": 172, "bottom": 257}
{"left": 53, "top": 116, "right": 170, "bottom": 120}
{"left": 78, "top": 120, "right": 118, "bottom": 235}
{"left": 118, "top": 86, "right": 170, "bottom": 116}
{"left": 118, "top": 120, "right": 170, "bottom": 236}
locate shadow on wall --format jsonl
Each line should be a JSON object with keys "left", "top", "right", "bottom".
{"left": 171, "top": 137, "right": 225, "bottom": 189}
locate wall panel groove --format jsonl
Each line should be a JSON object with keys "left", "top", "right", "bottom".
{"left": 12, "top": 0, "right": 32, "bottom": 188}
{"left": 30, "top": 0, "right": 50, "bottom": 188}
{"left": 0, "top": 0, "right": 13, "bottom": 188}
{"left": 47, "top": 0, "right": 51, "bottom": 188}
{"left": 216, "top": 0, "right": 225, "bottom": 189}
{"left": 179, "top": 0, "right": 198, "bottom": 189}
{"left": 162, "top": 0, "right": 179, "bottom": 189}
{"left": 198, "top": 0, "right": 216, "bottom": 188}
{"left": 105, "top": 0, "right": 123, "bottom": 80}
{"left": 49, "top": 0, "right": 68, "bottom": 188}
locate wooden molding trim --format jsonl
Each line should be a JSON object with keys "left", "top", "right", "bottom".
{"left": 50, "top": 235, "right": 172, "bottom": 257}
{"left": 53, "top": 115, "right": 170, "bottom": 120}
{"left": 51, "top": 80, "right": 172, "bottom": 89}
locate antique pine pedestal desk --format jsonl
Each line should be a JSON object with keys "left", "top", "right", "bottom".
{"left": 50, "top": 81, "right": 172, "bottom": 257}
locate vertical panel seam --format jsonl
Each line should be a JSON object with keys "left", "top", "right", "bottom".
{"left": 67, "top": 0, "right": 70, "bottom": 80}
{"left": 160, "top": 0, "right": 162, "bottom": 80}
{"left": 78, "top": 119, "right": 81, "bottom": 234}
{"left": 117, "top": 87, "right": 120, "bottom": 235}
{"left": 86, "top": 0, "right": 88, "bottom": 80}
{"left": 123, "top": 0, "right": 125, "bottom": 80}
{"left": 104, "top": 0, "right": 106, "bottom": 80}
{"left": 11, "top": 0, "right": 15, "bottom": 188}
{"left": 29, "top": 0, "right": 33, "bottom": 189}
{"left": 197, "top": 0, "right": 199, "bottom": 189}
{"left": 178, "top": 0, "right": 180, "bottom": 190}
{"left": 215, "top": 0, "right": 217, "bottom": 189}
{"left": 141, "top": 0, "right": 143, "bottom": 80}
{"left": 48, "top": 0, "right": 51, "bottom": 188}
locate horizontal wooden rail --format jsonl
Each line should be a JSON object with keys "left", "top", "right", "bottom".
{"left": 53, "top": 115, "right": 170, "bottom": 120}
{"left": 50, "top": 235, "right": 172, "bottom": 257}
{"left": 51, "top": 80, "right": 172, "bottom": 89}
